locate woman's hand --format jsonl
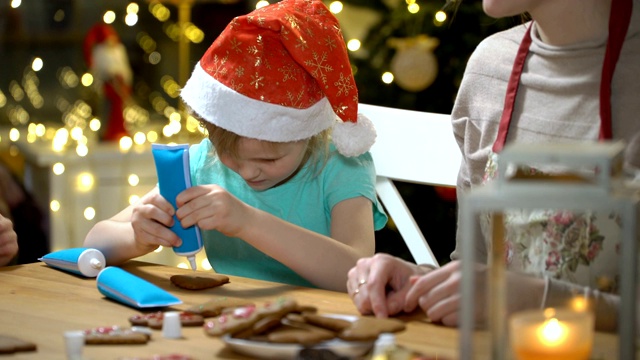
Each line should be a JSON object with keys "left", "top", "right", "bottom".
{"left": 404, "top": 260, "right": 476, "bottom": 326}
{"left": 175, "top": 185, "right": 252, "bottom": 238}
{"left": 0, "top": 215, "right": 17, "bottom": 266}
{"left": 347, "top": 253, "right": 428, "bottom": 318}
{"left": 405, "top": 260, "right": 546, "bottom": 327}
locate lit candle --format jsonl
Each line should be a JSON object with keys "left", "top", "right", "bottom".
{"left": 537, "top": 317, "right": 569, "bottom": 347}
{"left": 510, "top": 308, "right": 594, "bottom": 360}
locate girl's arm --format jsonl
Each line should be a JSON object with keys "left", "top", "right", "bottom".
{"left": 175, "top": 184, "right": 376, "bottom": 291}
{"left": 83, "top": 203, "right": 145, "bottom": 265}
{"left": 84, "top": 187, "right": 180, "bottom": 265}
{"left": 232, "top": 196, "right": 376, "bottom": 292}
{"left": 258, "top": 197, "right": 375, "bottom": 291}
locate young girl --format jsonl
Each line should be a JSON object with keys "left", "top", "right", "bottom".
{"left": 84, "top": 0, "right": 387, "bottom": 292}
{"left": 347, "top": 0, "right": 639, "bottom": 331}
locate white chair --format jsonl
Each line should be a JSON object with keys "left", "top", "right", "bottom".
{"left": 360, "top": 103, "right": 462, "bottom": 267}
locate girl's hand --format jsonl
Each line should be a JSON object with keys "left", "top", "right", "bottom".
{"left": 175, "top": 185, "right": 252, "bottom": 238}
{"left": 130, "top": 190, "right": 181, "bottom": 250}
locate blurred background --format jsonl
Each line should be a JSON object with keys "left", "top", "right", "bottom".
{"left": 0, "top": 0, "right": 518, "bottom": 269}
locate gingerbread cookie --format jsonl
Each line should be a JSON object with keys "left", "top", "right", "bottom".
{"left": 203, "top": 297, "right": 297, "bottom": 337}
{"left": 293, "top": 304, "right": 318, "bottom": 315}
{"left": 185, "top": 297, "right": 254, "bottom": 317}
{"left": 266, "top": 318, "right": 336, "bottom": 346}
{"left": 234, "top": 312, "right": 321, "bottom": 341}
{"left": 83, "top": 326, "right": 150, "bottom": 345}
{"left": 301, "top": 313, "right": 406, "bottom": 341}
{"left": 129, "top": 311, "right": 204, "bottom": 329}
{"left": 232, "top": 314, "right": 284, "bottom": 339}
{"left": 0, "top": 335, "right": 37, "bottom": 354}
{"left": 170, "top": 274, "right": 230, "bottom": 290}
{"left": 301, "top": 313, "right": 352, "bottom": 333}
{"left": 249, "top": 314, "right": 283, "bottom": 335}
{"left": 119, "top": 355, "right": 193, "bottom": 360}
{"left": 339, "top": 316, "right": 406, "bottom": 341}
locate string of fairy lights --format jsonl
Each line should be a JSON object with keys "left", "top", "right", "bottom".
{"left": 0, "top": 0, "right": 448, "bottom": 270}
{"left": 2, "top": 0, "right": 448, "bottom": 152}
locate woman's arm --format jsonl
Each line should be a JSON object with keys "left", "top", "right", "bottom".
{"left": 544, "top": 277, "right": 618, "bottom": 332}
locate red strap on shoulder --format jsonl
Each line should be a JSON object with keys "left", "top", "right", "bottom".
{"left": 492, "top": 24, "right": 533, "bottom": 153}
{"left": 599, "top": 0, "right": 632, "bottom": 140}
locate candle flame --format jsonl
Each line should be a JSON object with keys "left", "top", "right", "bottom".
{"left": 537, "top": 318, "right": 569, "bottom": 346}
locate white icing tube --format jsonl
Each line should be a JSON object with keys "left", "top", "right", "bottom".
{"left": 39, "top": 248, "right": 106, "bottom": 277}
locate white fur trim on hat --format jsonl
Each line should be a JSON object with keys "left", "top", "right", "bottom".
{"left": 332, "top": 113, "right": 377, "bottom": 157}
{"left": 180, "top": 62, "right": 336, "bottom": 143}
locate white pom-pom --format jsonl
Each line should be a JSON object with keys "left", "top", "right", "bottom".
{"left": 332, "top": 113, "right": 377, "bottom": 157}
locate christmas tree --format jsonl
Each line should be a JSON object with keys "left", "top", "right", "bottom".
{"left": 337, "top": 0, "right": 518, "bottom": 112}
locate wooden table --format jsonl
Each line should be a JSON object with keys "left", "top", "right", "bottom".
{"left": 0, "top": 261, "right": 624, "bottom": 359}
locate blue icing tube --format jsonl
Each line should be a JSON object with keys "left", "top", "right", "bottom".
{"left": 96, "top": 266, "right": 181, "bottom": 308}
{"left": 38, "top": 247, "right": 106, "bottom": 277}
{"left": 151, "top": 143, "right": 203, "bottom": 270}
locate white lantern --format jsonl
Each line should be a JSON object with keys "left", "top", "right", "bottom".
{"left": 458, "top": 141, "right": 639, "bottom": 359}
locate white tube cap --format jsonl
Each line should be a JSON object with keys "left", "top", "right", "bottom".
{"left": 162, "top": 311, "right": 182, "bottom": 339}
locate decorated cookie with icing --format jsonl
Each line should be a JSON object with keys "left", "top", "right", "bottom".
{"left": 83, "top": 326, "right": 150, "bottom": 344}
{"left": 185, "top": 297, "right": 255, "bottom": 317}
{"left": 129, "top": 311, "right": 204, "bottom": 329}
{"left": 203, "top": 298, "right": 297, "bottom": 337}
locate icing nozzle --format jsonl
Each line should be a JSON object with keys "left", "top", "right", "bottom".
{"left": 187, "top": 256, "right": 197, "bottom": 271}
{"left": 90, "top": 257, "right": 103, "bottom": 269}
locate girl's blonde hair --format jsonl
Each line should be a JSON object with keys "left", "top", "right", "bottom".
{"left": 201, "top": 120, "right": 332, "bottom": 177}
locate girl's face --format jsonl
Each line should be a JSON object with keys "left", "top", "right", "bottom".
{"left": 218, "top": 138, "right": 308, "bottom": 191}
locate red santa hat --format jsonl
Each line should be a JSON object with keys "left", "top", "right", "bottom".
{"left": 180, "top": 0, "right": 375, "bottom": 157}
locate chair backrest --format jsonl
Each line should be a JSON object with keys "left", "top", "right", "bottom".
{"left": 359, "top": 103, "right": 462, "bottom": 267}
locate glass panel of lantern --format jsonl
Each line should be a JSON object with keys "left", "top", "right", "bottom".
{"left": 456, "top": 141, "right": 639, "bottom": 360}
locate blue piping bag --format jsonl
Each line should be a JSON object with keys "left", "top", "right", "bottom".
{"left": 97, "top": 266, "right": 182, "bottom": 308}
{"left": 151, "top": 143, "right": 203, "bottom": 270}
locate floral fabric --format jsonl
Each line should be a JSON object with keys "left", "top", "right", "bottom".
{"left": 480, "top": 152, "right": 620, "bottom": 294}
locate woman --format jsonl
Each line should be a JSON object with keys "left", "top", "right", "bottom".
{"left": 348, "top": 0, "right": 639, "bottom": 332}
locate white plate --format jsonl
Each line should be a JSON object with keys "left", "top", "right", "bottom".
{"left": 221, "top": 314, "right": 374, "bottom": 359}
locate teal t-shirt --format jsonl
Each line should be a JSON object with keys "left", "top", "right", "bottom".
{"left": 189, "top": 138, "right": 387, "bottom": 288}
